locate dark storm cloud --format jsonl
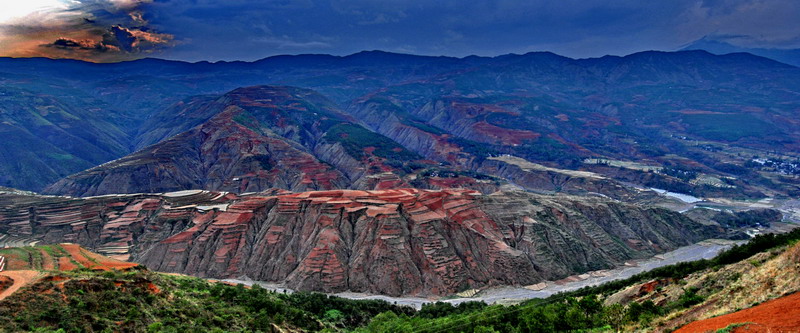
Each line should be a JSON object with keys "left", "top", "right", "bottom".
{"left": 40, "top": 24, "right": 170, "bottom": 55}
{"left": 47, "top": 37, "right": 114, "bottom": 52}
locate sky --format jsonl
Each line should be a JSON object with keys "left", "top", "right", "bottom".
{"left": 0, "top": 0, "right": 799, "bottom": 63}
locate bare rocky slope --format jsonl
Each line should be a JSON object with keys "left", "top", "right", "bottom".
{"left": 0, "top": 188, "right": 723, "bottom": 296}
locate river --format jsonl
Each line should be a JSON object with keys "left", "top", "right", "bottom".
{"left": 223, "top": 239, "right": 739, "bottom": 309}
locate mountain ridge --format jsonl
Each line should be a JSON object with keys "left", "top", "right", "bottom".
{"left": 682, "top": 36, "right": 800, "bottom": 67}
{"left": 1, "top": 48, "right": 789, "bottom": 67}
{"left": 2, "top": 49, "right": 799, "bottom": 201}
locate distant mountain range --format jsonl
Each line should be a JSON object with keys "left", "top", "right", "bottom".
{"left": 682, "top": 36, "right": 800, "bottom": 67}
{"left": 1, "top": 49, "right": 799, "bottom": 199}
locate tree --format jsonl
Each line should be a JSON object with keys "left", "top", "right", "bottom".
{"left": 473, "top": 325, "right": 500, "bottom": 333}
{"left": 520, "top": 306, "right": 556, "bottom": 333}
{"left": 604, "top": 304, "right": 625, "bottom": 332}
{"left": 323, "top": 309, "right": 344, "bottom": 326}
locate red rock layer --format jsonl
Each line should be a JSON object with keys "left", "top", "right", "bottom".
{"left": 0, "top": 189, "right": 721, "bottom": 296}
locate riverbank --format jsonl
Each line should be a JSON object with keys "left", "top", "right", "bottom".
{"left": 224, "top": 239, "right": 741, "bottom": 309}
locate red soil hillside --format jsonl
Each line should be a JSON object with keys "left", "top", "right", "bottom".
{"left": 0, "top": 244, "right": 138, "bottom": 301}
{"left": 0, "top": 244, "right": 137, "bottom": 272}
{"left": 675, "top": 292, "right": 800, "bottom": 333}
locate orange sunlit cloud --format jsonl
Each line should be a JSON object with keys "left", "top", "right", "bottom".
{"left": 0, "top": 0, "right": 173, "bottom": 62}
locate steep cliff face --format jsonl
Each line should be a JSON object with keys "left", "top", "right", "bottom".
{"left": 0, "top": 189, "right": 722, "bottom": 296}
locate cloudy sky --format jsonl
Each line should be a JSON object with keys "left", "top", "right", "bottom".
{"left": 1, "top": 0, "right": 799, "bottom": 62}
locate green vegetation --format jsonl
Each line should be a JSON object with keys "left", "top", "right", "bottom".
{"left": 366, "top": 96, "right": 447, "bottom": 135}
{"left": 715, "top": 322, "right": 752, "bottom": 333}
{"left": 400, "top": 118, "right": 447, "bottom": 135}
{"left": 357, "top": 294, "right": 663, "bottom": 333}
{"left": 683, "top": 114, "right": 779, "bottom": 142}
{"left": 232, "top": 111, "right": 263, "bottom": 133}
{"left": 45, "top": 153, "right": 76, "bottom": 161}
{"left": 0, "top": 246, "right": 44, "bottom": 269}
{"left": 448, "top": 137, "right": 500, "bottom": 160}
{"left": 0, "top": 268, "right": 413, "bottom": 333}
{"left": 661, "top": 166, "right": 699, "bottom": 181}
{"left": 675, "top": 287, "right": 705, "bottom": 308}
{"left": 515, "top": 137, "right": 581, "bottom": 164}
{"left": 0, "top": 244, "right": 84, "bottom": 271}
{"left": 384, "top": 160, "right": 431, "bottom": 175}
{"left": 242, "top": 155, "right": 274, "bottom": 170}
{"left": 711, "top": 209, "right": 781, "bottom": 228}
{"left": 566, "top": 228, "right": 800, "bottom": 298}
{"left": 324, "top": 123, "right": 421, "bottom": 161}
{"left": 0, "top": 85, "right": 132, "bottom": 191}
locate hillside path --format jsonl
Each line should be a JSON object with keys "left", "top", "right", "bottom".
{"left": 0, "top": 270, "right": 41, "bottom": 301}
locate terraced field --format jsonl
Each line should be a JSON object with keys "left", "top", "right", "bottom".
{"left": 0, "top": 244, "right": 138, "bottom": 302}
{"left": 0, "top": 243, "right": 137, "bottom": 271}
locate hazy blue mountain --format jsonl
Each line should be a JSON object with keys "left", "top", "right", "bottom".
{"left": 681, "top": 36, "right": 800, "bottom": 67}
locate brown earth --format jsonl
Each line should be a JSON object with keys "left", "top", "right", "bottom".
{"left": 43, "top": 86, "right": 434, "bottom": 197}
{"left": 0, "top": 251, "right": 37, "bottom": 271}
{"left": 77, "top": 246, "right": 138, "bottom": 271}
{"left": 675, "top": 292, "right": 800, "bottom": 333}
{"left": 39, "top": 249, "right": 55, "bottom": 271}
{"left": 0, "top": 275, "right": 12, "bottom": 294}
{"left": 0, "top": 270, "right": 41, "bottom": 301}
{"left": 57, "top": 257, "right": 78, "bottom": 271}
{"left": 60, "top": 244, "right": 138, "bottom": 271}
